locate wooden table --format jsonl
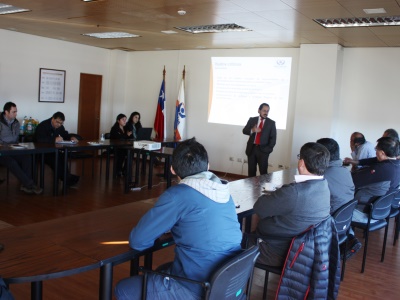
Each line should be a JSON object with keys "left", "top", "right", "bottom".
{"left": 0, "top": 200, "right": 173, "bottom": 300}
{"left": 230, "top": 168, "right": 297, "bottom": 232}
{"left": 56, "top": 140, "right": 135, "bottom": 194}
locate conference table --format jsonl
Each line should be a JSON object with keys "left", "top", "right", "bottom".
{"left": 0, "top": 168, "right": 297, "bottom": 300}
{"left": 0, "top": 142, "right": 59, "bottom": 195}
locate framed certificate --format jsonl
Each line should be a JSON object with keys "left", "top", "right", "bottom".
{"left": 39, "top": 68, "right": 66, "bottom": 103}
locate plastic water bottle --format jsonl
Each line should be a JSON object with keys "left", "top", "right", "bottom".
{"left": 26, "top": 117, "right": 33, "bottom": 135}
{"left": 20, "top": 116, "right": 27, "bottom": 135}
{"left": 100, "top": 133, "right": 105, "bottom": 142}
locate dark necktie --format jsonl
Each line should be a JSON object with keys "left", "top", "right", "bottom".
{"left": 255, "top": 119, "right": 264, "bottom": 145}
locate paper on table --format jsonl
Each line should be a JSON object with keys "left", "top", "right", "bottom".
{"left": 56, "top": 140, "right": 77, "bottom": 144}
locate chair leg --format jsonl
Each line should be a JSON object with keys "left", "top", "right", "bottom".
{"left": 394, "top": 214, "right": 400, "bottom": 246}
{"left": 361, "top": 230, "right": 369, "bottom": 273}
{"left": 341, "top": 239, "right": 348, "bottom": 281}
{"left": 81, "top": 160, "right": 85, "bottom": 176}
{"left": 381, "top": 221, "right": 389, "bottom": 262}
{"left": 262, "top": 270, "right": 269, "bottom": 300}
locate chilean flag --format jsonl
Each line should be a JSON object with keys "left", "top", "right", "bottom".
{"left": 153, "top": 79, "right": 166, "bottom": 140}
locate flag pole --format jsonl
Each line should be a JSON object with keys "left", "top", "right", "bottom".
{"left": 182, "top": 65, "right": 185, "bottom": 80}
{"left": 163, "top": 65, "right": 166, "bottom": 80}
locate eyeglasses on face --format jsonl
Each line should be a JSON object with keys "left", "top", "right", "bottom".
{"left": 297, "top": 154, "right": 301, "bottom": 160}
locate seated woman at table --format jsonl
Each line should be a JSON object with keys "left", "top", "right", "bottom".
{"left": 125, "top": 112, "right": 142, "bottom": 141}
{"left": 110, "top": 114, "right": 132, "bottom": 176}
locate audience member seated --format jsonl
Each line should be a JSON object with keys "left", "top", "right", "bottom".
{"left": 35, "top": 111, "right": 80, "bottom": 186}
{"left": 252, "top": 142, "right": 331, "bottom": 267}
{"left": 114, "top": 138, "right": 242, "bottom": 300}
{"left": 0, "top": 102, "right": 42, "bottom": 194}
{"left": 343, "top": 132, "right": 376, "bottom": 171}
{"left": 110, "top": 114, "right": 132, "bottom": 177}
{"left": 383, "top": 128, "right": 399, "bottom": 140}
{"left": 125, "top": 112, "right": 142, "bottom": 141}
{"left": 317, "top": 138, "right": 355, "bottom": 214}
{"left": 352, "top": 137, "right": 400, "bottom": 199}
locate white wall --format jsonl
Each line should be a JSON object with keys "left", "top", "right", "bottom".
{"left": 0, "top": 29, "right": 112, "bottom": 134}
{"left": 2, "top": 29, "right": 400, "bottom": 176}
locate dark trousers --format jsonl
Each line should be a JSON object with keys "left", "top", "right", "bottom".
{"left": 247, "top": 145, "right": 269, "bottom": 177}
{"left": 0, "top": 155, "right": 34, "bottom": 187}
{"left": 44, "top": 153, "right": 68, "bottom": 180}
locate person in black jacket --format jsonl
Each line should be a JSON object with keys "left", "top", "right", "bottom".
{"left": 242, "top": 103, "right": 277, "bottom": 176}
{"left": 110, "top": 114, "right": 132, "bottom": 176}
{"left": 35, "top": 111, "right": 79, "bottom": 186}
{"left": 125, "top": 112, "right": 142, "bottom": 141}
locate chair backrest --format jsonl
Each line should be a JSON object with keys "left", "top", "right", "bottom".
{"left": 69, "top": 133, "right": 83, "bottom": 141}
{"left": 104, "top": 132, "right": 110, "bottom": 139}
{"left": 206, "top": 245, "right": 260, "bottom": 300}
{"left": 371, "top": 192, "right": 396, "bottom": 220}
{"left": 393, "top": 189, "right": 400, "bottom": 209}
{"left": 355, "top": 181, "right": 390, "bottom": 205}
{"left": 332, "top": 199, "right": 358, "bottom": 236}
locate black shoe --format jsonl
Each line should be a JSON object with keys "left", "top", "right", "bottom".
{"left": 344, "top": 235, "right": 362, "bottom": 260}
{"left": 66, "top": 174, "right": 80, "bottom": 186}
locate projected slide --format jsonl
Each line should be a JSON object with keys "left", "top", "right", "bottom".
{"left": 208, "top": 57, "right": 292, "bottom": 130}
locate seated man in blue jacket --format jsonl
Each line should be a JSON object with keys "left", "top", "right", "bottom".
{"left": 115, "top": 137, "right": 242, "bottom": 300}
{"left": 253, "top": 142, "right": 331, "bottom": 267}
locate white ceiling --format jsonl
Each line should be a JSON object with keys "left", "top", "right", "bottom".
{"left": 1, "top": 0, "right": 400, "bottom": 51}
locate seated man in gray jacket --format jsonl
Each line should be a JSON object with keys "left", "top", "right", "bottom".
{"left": 253, "top": 142, "right": 331, "bottom": 266}
{"left": 0, "top": 102, "right": 42, "bottom": 194}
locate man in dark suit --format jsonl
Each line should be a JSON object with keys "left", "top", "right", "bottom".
{"left": 242, "top": 103, "right": 277, "bottom": 176}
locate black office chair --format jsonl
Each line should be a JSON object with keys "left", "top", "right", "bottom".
{"left": 389, "top": 190, "right": 400, "bottom": 246}
{"left": 242, "top": 233, "right": 289, "bottom": 300}
{"left": 332, "top": 199, "right": 358, "bottom": 280}
{"left": 140, "top": 245, "right": 260, "bottom": 300}
{"left": 68, "top": 133, "right": 95, "bottom": 177}
{"left": 351, "top": 191, "right": 396, "bottom": 273}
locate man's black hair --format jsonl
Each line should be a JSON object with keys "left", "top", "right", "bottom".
{"left": 258, "top": 103, "right": 270, "bottom": 110}
{"left": 316, "top": 138, "right": 340, "bottom": 161}
{"left": 52, "top": 111, "right": 65, "bottom": 121}
{"left": 384, "top": 128, "right": 399, "bottom": 140}
{"left": 3, "top": 102, "right": 16, "bottom": 113}
{"left": 171, "top": 137, "right": 208, "bottom": 179}
{"left": 299, "top": 142, "right": 330, "bottom": 175}
{"left": 376, "top": 137, "right": 399, "bottom": 158}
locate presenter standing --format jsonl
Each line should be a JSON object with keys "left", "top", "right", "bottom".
{"left": 243, "top": 103, "right": 277, "bottom": 176}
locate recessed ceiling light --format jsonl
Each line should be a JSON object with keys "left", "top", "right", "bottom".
{"left": 363, "top": 8, "right": 386, "bottom": 14}
{"left": 82, "top": 32, "right": 140, "bottom": 39}
{"left": 161, "top": 30, "right": 178, "bottom": 34}
{"left": 314, "top": 16, "right": 400, "bottom": 28}
{"left": 0, "top": 3, "right": 30, "bottom": 15}
{"left": 175, "top": 23, "right": 251, "bottom": 34}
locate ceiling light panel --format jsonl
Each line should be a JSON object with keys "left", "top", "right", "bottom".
{"left": 314, "top": 16, "right": 400, "bottom": 28}
{"left": 175, "top": 23, "right": 251, "bottom": 34}
{"left": 82, "top": 32, "right": 140, "bottom": 39}
{"left": 0, "top": 3, "right": 30, "bottom": 15}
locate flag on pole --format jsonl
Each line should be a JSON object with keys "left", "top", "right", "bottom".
{"left": 174, "top": 70, "right": 186, "bottom": 141}
{"left": 154, "top": 70, "right": 166, "bottom": 140}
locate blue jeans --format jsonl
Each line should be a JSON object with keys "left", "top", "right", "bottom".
{"left": 115, "top": 273, "right": 201, "bottom": 300}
